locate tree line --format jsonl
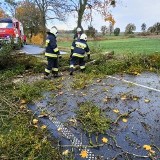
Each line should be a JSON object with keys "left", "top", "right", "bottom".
{"left": 0, "top": 0, "right": 116, "bottom": 44}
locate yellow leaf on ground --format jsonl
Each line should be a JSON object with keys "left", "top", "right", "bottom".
{"left": 80, "top": 150, "right": 88, "bottom": 158}
{"left": 102, "top": 137, "right": 108, "bottom": 143}
{"left": 62, "top": 149, "right": 69, "bottom": 156}
{"left": 38, "top": 112, "right": 48, "bottom": 118}
{"left": 20, "top": 105, "right": 26, "bottom": 109}
{"left": 96, "top": 79, "right": 102, "bottom": 83}
{"left": 33, "top": 119, "right": 38, "bottom": 124}
{"left": 133, "top": 72, "right": 141, "bottom": 76}
{"left": 20, "top": 99, "right": 27, "bottom": 104}
{"left": 113, "top": 109, "right": 119, "bottom": 113}
{"left": 121, "top": 95, "right": 127, "bottom": 100}
{"left": 122, "top": 118, "right": 128, "bottom": 123}
{"left": 149, "top": 150, "right": 155, "bottom": 154}
{"left": 57, "top": 127, "right": 62, "bottom": 132}
{"left": 133, "top": 97, "right": 138, "bottom": 101}
{"left": 143, "top": 145, "right": 152, "bottom": 151}
{"left": 33, "top": 125, "right": 38, "bottom": 128}
{"left": 41, "top": 125, "right": 47, "bottom": 130}
{"left": 144, "top": 99, "right": 150, "bottom": 103}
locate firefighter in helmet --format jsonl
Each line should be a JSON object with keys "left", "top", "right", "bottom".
{"left": 70, "top": 33, "right": 90, "bottom": 75}
{"left": 44, "top": 27, "right": 61, "bottom": 79}
{"left": 70, "top": 27, "right": 83, "bottom": 58}
{"left": 73, "top": 27, "right": 82, "bottom": 41}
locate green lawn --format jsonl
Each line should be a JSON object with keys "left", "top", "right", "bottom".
{"left": 58, "top": 37, "right": 160, "bottom": 54}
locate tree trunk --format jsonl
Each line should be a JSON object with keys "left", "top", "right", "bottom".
{"left": 77, "top": 0, "right": 88, "bottom": 31}
{"left": 42, "top": 15, "right": 46, "bottom": 45}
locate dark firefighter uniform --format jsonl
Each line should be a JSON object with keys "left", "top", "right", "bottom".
{"left": 70, "top": 28, "right": 82, "bottom": 58}
{"left": 70, "top": 39, "right": 90, "bottom": 75}
{"left": 45, "top": 32, "right": 60, "bottom": 77}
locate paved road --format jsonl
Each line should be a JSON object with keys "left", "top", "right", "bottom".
{"left": 21, "top": 44, "right": 67, "bottom": 55}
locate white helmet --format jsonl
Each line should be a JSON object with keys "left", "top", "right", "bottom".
{"left": 50, "top": 27, "right": 58, "bottom": 36}
{"left": 80, "top": 33, "right": 87, "bottom": 41}
{"left": 77, "top": 27, "right": 81, "bottom": 32}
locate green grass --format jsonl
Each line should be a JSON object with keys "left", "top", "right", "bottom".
{"left": 0, "top": 99, "right": 61, "bottom": 160}
{"left": 92, "top": 38, "right": 160, "bottom": 54}
{"left": 58, "top": 37, "right": 160, "bottom": 55}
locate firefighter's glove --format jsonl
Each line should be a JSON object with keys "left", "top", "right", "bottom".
{"left": 87, "top": 54, "right": 90, "bottom": 60}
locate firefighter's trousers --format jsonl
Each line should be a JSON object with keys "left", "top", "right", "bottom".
{"left": 70, "top": 56, "right": 85, "bottom": 73}
{"left": 45, "top": 57, "right": 58, "bottom": 75}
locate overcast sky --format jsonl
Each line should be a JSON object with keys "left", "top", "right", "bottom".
{"left": 48, "top": 0, "right": 160, "bottom": 32}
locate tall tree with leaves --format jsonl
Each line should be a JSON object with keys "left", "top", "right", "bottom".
{"left": 153, "top": 22, "right": 160, "bottom": 35}
{"left": 33, "top": 0, "right": 68, "bottom": 44}
{"left": 16, "top": 1, "right": 41, "bottom": 41}
{"left": 67, "top": 0, "right": 116, "bottom": 30}
{"left": 109, "top": 22, "right": 114, "bottom": 35}
{"left": 125, "top": 23, "right": 136, "bottom": 35}
{"left": 101, "top": 25, "right": 107, "bottom": 35}
{"left": 141, "top": 23, "right": 146, "bottom": 32}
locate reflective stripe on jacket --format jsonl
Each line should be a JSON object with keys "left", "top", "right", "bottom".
{"left": 71, "top": 39, "right": 90, "bottom": 58}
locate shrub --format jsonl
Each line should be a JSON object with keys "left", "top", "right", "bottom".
{"left": 114, "top": 28, "right": 120, "bottom": 36}
{"left": 0, "top": 43, "right": 14, "bottom": 69}
{"left": 85, "top": 26, "right": 97, "bottom": 38}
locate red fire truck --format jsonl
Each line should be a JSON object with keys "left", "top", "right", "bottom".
{"left": 0, "top": 18, "right": 25, "bottom": 49}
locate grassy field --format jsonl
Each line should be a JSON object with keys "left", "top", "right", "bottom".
{"left": 58, "top": 37, "right": 160, "bottom": 54}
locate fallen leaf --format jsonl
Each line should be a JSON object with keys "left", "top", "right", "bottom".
{"left": 33, "top": 119, "right": 38, "bottom": 124}
{"left": 57, "top": 127, "right": 62, "bottom": 132}
{"left": 149, "top": 150, "right": 155, "bottom": 154}
{"left": 133, "top": 72, "right": 141, "bottom": 76}
{"left": 58, "top": 91, "right": 63, "bottom": 95}
{"left": 122, "top": 118, "right": 128, "bottom": 123}
{"left": 149, "top": 67, "right": 153, "bottom": 71}
{"left": 96, "top": 79, "right": 102, "bottom": 83}
{"left": 33, "top": 125, "right": 38, "bottom": 128}
{"left": 38, "top": 112, "right": 48, "bottom": 118}
{"left": 133, "top": 97, "right": 138, "bottom": 101}
{"left": 121, "top": 95, "right": 127, "bottom": 100}
{"left": 102, "top": 137, "right": 108, "bottom": 143}
{"left": 20, "top": 99, "right": 27, "bottom": 104}
{"left": 80, "top": 150, "right": 88, "bottom": 158}
{"left": 41, "top": 125, "right": 47, "bottom": 130}
{"left": 62, "top": 149, "right": 69, "bottom": 156}
{"left": 103, "top": 96, "right": 111, "bottom": 102}
{"left": 144, "top": 99, "right": 150, "bottom": 103}
{"left": 143, "top": 145, "right": 152, "bottom": 151}
{"left": 113, "top": 109, "right": 119, "bottom": 113}
{"left": 69, "top": 118, "right": 77, "bottom": 124}
{"left": 19, "top": 105, "right": 26, "bottom": 109}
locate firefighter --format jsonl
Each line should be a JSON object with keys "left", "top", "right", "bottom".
{"left": 70, "top": 27, "right": 83, "bottom": 58}
{"left": 73, "top": 27, "right": 82, "bottom": 41}
{"left": 70, "top": 33, "right": 90, "bottom": 75}
{"left": 44, "top": 27, "right": 61, "bottom": 79}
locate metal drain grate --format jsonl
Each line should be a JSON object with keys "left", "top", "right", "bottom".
{"left": 48, "top": 114, "right": 99, "bottom": 160}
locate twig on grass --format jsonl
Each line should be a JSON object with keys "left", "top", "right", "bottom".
{"left": 114, "top": 108, "right": 137, "bottom": 124}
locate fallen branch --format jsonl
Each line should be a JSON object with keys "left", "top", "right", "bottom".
{"left": 114, "top": 108, "right": 137, "bottom": 124}
{"left": 58, "top": 143, "right": 104, "bottom": 148}
{"left": 60, "top": 59, "right": 97, "bottom": 71}
{"left": 112, "top": 151, "right": 150, "bottom": 160}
